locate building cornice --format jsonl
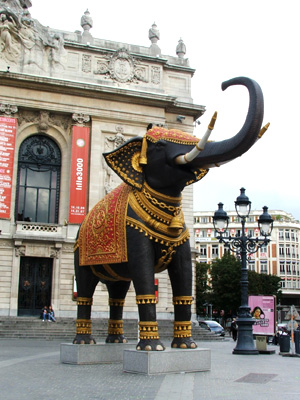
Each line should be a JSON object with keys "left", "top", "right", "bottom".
{"left": 0, "top": 72, "right": 205, "bottom": 120}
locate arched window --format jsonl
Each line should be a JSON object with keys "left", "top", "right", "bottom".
{"left": 15, "top": 135, "right": 61, "bottom": 223}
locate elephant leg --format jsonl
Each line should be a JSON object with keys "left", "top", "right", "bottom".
{"left": 73, "top": 251, "right": 99, "bottom": 344}
{"left": 168, "top": 243, "right": 197, "bottom": 349}
{"left": 105, "top": 280, "right": 131, "bottom": 344}
{"left": 126, "top": 234, "right": 165, "bottom": 351}
{"left": 135, "top": 296, "right": 165, "bottom": 351}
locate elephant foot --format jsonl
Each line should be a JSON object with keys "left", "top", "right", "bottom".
{"left": 105, "top": 334, "right": 128, "bottom": 344}
{"left": 171, "top": 337, "right": 197, "bottom": 349}
{"left": 73, "top": 334, "right": 96, "bottom": 344}
{"left": 136, "top": 339, "right": 165, "bottom": 351}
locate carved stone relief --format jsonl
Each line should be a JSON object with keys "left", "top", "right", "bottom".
{"left": 94, "top": 48, "right": 149, "bottom": 84}
{"left": 82, "top": 54, "right": 92, "bottom": 73}
{"left": 0, "top": 103, "right": 18, "bottom": 116}
{"left": 151, "top": 66, "right": 161, "bottom": 85}
{"left": 15, "top": 246, "right": 26, "bottom": 257}
{"left": 72, "top": 113, "right": 90, "bottom": 126}
{"left": 17, "top": 109, "right": 72, "bottom": 134}
{"left": 50, "top": 248, "right": 60, "bottom": 259}
{"left": 103, "top": 125, "right": 127, "bottom": 194}
{"left": 38, "top": 110, "right": 50, "bottom": 132}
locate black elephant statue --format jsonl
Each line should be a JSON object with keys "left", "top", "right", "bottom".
{"left": 73, "top": 76, "right": 268, "bottom": 350}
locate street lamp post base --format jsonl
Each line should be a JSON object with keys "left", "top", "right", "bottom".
{"left": 233, "top": 317, "right": 258, "bottom": 355}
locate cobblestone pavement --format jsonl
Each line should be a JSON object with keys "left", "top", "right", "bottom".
{"left": 0, "top": 338, "right": 299, "bottom": 400}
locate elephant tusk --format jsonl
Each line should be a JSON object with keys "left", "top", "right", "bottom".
{"left": 257, "top": 122, "right": 270, "bottom": 139}
{"left": 175, "top": 112, "right": 217, "bottom": 165}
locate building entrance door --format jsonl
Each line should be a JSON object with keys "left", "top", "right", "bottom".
{"left": 18, "top": 257, "right": 53, "bottom": 316}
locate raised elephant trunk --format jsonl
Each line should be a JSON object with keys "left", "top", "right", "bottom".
{"left": 185, "top": 76, "right": 267, "bottom": 169}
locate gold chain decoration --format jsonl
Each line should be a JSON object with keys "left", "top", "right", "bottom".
{"left": 142, "top": 182, "right": 182, "bottom": 214}
{"left": 136, "top": 294, "right": 157, "bottom": 305}
{"left": 172, "top": 296, "right": 193, "bottom": 306}
{"left": 132, "top": 190, "right": 171, "bottom": 225}
{"left": 174, "top": 321, "right": 192, "bottom": 338}
{"left": 77, "top": 297, "right": 93, "bottom": 306}
{"left": 131, "top": 181, "right": 182, "bottom": 224}
{"left": 126, "top": 217, "right": 189, "bottom": 246}
{"left": 109, "top": 298, "right": 125, "bottom": 307}
{"left": 139, "top": 321, "right": 160, "bottom": 340}
{"left": 76, "top": 319, "right": 92, "bottom": 335}
{"left": 108, "top": 319, "right": 124, "bottom": 335}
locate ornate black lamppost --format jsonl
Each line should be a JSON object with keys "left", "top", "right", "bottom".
{"left": 213, "top": 188, "right": 273, "bottom": 354}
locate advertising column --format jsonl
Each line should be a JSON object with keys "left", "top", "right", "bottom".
{"left": 0, "top": 117, "right": 17, "bottom": 219}
{"left": 68, "top": 126, "right": 90, "bottom": 224}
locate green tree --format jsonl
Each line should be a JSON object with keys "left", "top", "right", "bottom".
{"left": 209, "top": 252, "right": 241, "bottom": 316}
{"left": 248, "top": 270, "right": 281, "bottom": 302}
{"left": 196, "top": 252, "right": 282, "bottom": 318}
{"left": 195, "top": 262, "right": 210, "bottom": 316}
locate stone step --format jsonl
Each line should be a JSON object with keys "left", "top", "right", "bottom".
{"left": 0, "top": 317, "right": 224, "bottom": 341}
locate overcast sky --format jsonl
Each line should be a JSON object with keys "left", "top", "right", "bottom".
{"left": 30, "top": 0, "right": 300, "bottom": 220}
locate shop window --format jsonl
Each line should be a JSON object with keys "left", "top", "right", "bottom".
{"left": 15, "top": 135, "right": 61, "bottom": 223}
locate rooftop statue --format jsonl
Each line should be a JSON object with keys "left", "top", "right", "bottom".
{"left": 0, "top": 0, "right": 65, "bottom": 72}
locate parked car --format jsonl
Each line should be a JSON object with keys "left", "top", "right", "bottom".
{"left": 199, "top": 320, "right": 225, "bottom": 336}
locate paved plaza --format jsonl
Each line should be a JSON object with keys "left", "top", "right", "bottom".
{"left": 0, "top": 337, "right": 299, "bottom": 400}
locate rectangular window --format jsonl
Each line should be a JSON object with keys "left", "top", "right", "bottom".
{"left": 279, "top": 245, "right": 284, "bottom": 257}
{"left": 260, "top": 261, "right": 268, "bottom": 273}
{"left": 248, "top": 229, "right": 255, "bottom": 237}
{"left": 200, "top": 245, "right": 207, "bottom": 257}
{"left": 247, "top": 261, "right": 255, "bottom": 271}
{"left": 260, "top": 246, "right": 267, "bottom": 258}
{"left": 212, "top": 245, "right": 219, "bottom": 258}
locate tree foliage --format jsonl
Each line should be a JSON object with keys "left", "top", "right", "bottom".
{"left": 195, "top": 252, "right": 282, "bottom": 317}
{"left": 248, "top": 270, "right": 281, "bottom": 301}
{"left": 195, "top": 262, "right": 210, "bottom": 316}
{"left": 209, "top": 252, "right": 241, "bottom": 315}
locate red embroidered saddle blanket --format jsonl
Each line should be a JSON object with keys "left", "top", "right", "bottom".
{"left": 77, "top": 183, "right": 130, "bottom": 266}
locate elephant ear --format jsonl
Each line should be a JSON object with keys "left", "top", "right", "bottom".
{"left": 103, "top": 136, "right": 145, "bottom": 190}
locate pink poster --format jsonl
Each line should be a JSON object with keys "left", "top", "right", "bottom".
{"left": 249, "top": 295, "right": 275, "bottom": 335}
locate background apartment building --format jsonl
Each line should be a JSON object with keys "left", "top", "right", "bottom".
{"left": 194, "top": 209, "right": 300, "bottom": 312}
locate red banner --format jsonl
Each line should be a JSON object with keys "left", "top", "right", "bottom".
{"left": 68, "top": 126, "right": 90, "bottom": 224}
{"left": 0, "top": 117, "right": 17, "bottom": 219}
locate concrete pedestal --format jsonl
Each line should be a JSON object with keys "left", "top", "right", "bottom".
{"left": 123, "top": 347, "right": 211, "bottom": 375}
{"left": 60, "top": 343, "right": 136, "bottom": 364}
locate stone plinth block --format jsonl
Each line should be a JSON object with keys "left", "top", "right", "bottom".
{"left": 123, "top": 347, "right": 211, "bottom": 375}
{"left": 60, "top": 343, "right": 136, "bottom": 365}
